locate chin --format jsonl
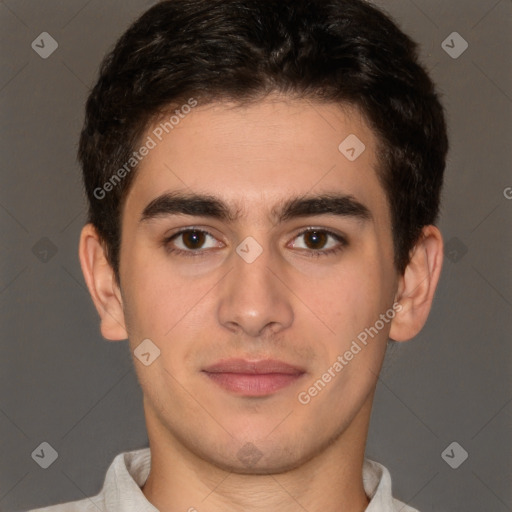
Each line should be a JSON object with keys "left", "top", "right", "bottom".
{"left": 193, "top": 432, "right": 330, "bottom": 476}
{"left": 206, "top": 450, "right": 307, "bottom": 476}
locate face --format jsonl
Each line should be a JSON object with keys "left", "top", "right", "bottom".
{"left": 117, "top": 96, "right": 399, "bottom": 473}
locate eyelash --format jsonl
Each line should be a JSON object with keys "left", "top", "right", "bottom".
{"left": 163, "top": 228, "right": 347, "bottom": 258}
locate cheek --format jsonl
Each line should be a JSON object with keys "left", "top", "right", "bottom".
{"left": 299, "top": 264, "right": 392, "bottom": 409}
{"left": 121, "top": 246, "right": 217, "bottom": 347}
{"left": 120, "top": 246, "right": 171, "bottom": 340}
{"left": 317, "top": 255, "right": 392, "bottom": 338}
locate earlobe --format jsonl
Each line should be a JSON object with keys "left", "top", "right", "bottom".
{"left": 78, "top": 223, "right": 128, "bottom": 341}
{"left": 389, "top": 225, "right": 443, "bottom": 342}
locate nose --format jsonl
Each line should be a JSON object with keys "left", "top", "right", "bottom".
{"left": 216, "top": 245, "right": 294, "bottom": 338}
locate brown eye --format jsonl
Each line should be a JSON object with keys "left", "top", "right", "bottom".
{"left": 291, "top": 228, "right": 347, "bottom": 256}
{"left": 303, "top": 230, "right": 328, "bottom": 250}
{"left": 181, "top": 230, "right": 206, "bottom": 250}
{"left": 164, "top": 228, "right": 222, "bottom": 256}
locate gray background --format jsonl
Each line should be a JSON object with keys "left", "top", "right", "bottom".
{"left": 0, "top": 0, "right": 511, "bottom": 511}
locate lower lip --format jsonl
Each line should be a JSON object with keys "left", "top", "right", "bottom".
{"left": 203, "top": 372, "right": 304, "bottom": 396}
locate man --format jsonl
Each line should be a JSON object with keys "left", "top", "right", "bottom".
{"left": 31, "top": 0, "right": 447, "bottom": 510}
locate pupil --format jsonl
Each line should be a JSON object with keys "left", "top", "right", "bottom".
{"left": 305, "top": 231, "right": 326, "bottom": 249}
{"left": 183, "top": 230, "right": 204, "bottom": 249}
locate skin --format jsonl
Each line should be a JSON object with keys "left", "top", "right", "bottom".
{"left": 79, "top": 94, "right": 443, "bottom": 512}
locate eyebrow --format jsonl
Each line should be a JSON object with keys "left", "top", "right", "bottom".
{"left": 139, "top": 191, "right": 372, "bottom": 225}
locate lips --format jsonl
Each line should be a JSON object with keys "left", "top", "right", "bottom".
{"left": 203, "top": 358, "right": 305, "bottom": 374}
{"left": 202, "top": 358, "right": 306, "bottom": 396}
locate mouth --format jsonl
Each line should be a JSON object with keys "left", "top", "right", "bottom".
{"left": 202, "top": 358, "right": 306, "bottom": 397}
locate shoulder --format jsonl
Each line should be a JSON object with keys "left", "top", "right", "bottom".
{"left": 26, "top": 496, "right": 103, "bottom": 512}
{"left": 392, "top": 497, "right": 421, "bottom": 512}
{"left": 363, "top": 458, "right": 421, "bottom": 512}
{"left": 26, "top": 448, "right": 152, "bottom": 512}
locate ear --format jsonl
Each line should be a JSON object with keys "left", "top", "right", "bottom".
{"left": 389, "top": 225, "right": 443, "bottom": 342}
{"left": 78, "top": 223, "right": 128, "bottom": 341}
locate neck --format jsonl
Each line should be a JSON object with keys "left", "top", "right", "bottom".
{"left": 141, "top": 392, "right": 374, "bottom": 512}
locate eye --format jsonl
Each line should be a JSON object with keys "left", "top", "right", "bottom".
{"left": 163, "top": 227, "right": 347, "bottom": 258}
{"left": 290, "top": 228, "right": 347, "bottom": 256}
{"left": 164, "top": 228, "right": 222, "bottom": 256}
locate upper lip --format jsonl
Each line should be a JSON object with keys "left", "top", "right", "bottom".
{"left": 202, "top": 358, "right": 305, "bottom": 375}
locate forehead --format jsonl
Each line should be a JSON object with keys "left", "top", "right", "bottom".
{"left": 122, "top": 96, "right": 389, "bottom": 224}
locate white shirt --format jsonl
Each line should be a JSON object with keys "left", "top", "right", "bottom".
{"left": 29, "top": 448, "right": 419, "bottom": 512}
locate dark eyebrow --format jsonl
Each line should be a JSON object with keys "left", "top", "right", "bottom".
{"left": 139, "top": 191, "right": 372, "bottom": 224}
